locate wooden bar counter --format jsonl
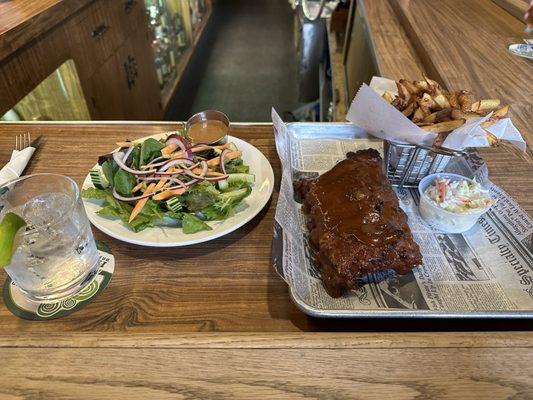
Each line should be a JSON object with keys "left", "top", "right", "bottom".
{"left": 0, "top": 122, "right": 531, "bottom": 399}
{"left": 1, "top": 0, "right": 532, "bottom": 398}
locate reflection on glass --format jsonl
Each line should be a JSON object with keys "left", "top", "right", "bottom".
{"left": 1, "top": 59, "right": 90, "bottom": 121}
{"left": 145, "top": 0, "right": 190, "bottom": 89}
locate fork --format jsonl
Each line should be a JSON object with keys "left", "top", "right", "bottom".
{"left": 15, "top": 132, "right": 31, "bottom": 151}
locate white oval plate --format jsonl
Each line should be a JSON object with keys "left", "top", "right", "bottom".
{"left": 82, "top": 134, "right": 274, "bottom": 247}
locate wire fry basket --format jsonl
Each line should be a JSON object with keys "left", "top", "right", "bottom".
{"left": 384, "top": 140, "right": 466, "bottom": 188}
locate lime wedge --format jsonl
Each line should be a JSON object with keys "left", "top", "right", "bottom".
{"left": 0, "top": 212, "right": 26, "bottom": 268}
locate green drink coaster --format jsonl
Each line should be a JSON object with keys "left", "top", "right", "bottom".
{"left": 2, "top": 241, "right": 114, "bottom": 320}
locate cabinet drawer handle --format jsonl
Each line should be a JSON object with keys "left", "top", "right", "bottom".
{"left": 124, "top": 55, "right": 138, "bottom": 89}
{"left": 92, "top": 24, "right": 110, "bottom": 39}
{"left": 124, "top": 0, "right": 137, "bottom": 13}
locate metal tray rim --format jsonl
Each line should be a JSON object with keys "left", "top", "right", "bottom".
{"left": 289, "top": 287, "right": 533, "bottom": 319}
{"left": 279, "top": 121, "right": 533, "bottom": 320}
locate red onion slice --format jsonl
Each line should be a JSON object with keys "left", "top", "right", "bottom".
{"left": 166, "top": 134, "right": 192, "bottom": 158}
{"left": 183, "top": 161, "right": 208, "bottom": 180}
{"left": 123, "top": 146, "right": 135, "bottom": 164}
{"left": 204, "top": 175, "right": 229, "bottom": 182}
{"left": 112, "top": 187, "right": 154, "bottom": 202}
{"left": 146, "top": 156, "right": 166, "bottom": 165}
{"left": 113, "top": 152, "right": 156, "bottom": 175}
{"left": 138, "top": 177, "right": 186, "bottom": 188}
{"left": 159, "top": 158, "right": 196, "bottom": 172}
{"left": 153, "top": 170, "right": 184, "bottom": 176}
{"left": 188, "top": 143, "right": 211, "bottom": 151}
{"left": 165, "top": 184, "right": 189, "bottom": 191}
{"left": 219, "top": 148, "right": 229, "bottom": 175}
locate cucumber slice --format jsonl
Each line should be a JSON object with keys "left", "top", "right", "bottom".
{"left": 166, "top": 196, "right": 183, "bottom": 213}
{"left": 90, "top": 169, "right": 109, "bottom": 189}
{"left": 217, "top": 179, "right": 229, "bottom": 191}
{"left": 217, "top": 174, "right": 254, "bottom": 191}
{"left": 226, "top": 173, "right": 255, "bottom": 185}
{"left": 219, "top": 188, "right": 249, "bottom": 200}
{"left": 0, "top": 212, "right": 26, "bottom": 268}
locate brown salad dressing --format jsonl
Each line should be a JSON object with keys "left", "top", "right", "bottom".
{"left": 188, "top": 120, "right": 228, "bottom": 144}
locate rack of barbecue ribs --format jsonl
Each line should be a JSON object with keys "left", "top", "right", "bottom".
{"left": 293, "top": 149, "right": 422, "bottom": 297}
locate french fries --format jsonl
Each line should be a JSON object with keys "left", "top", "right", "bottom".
{"left": 382, "top": 77, "right": 510, "bottom": 147}
{"left": 420, "top": 119, "right": 466, "bottom": 133}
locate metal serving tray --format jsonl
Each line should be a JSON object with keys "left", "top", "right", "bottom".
{"left": 272, "top": 121, "right": 533, "bottom": 319}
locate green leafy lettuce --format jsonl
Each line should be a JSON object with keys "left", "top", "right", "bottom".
{"left": 113, "top": 169, "right": 136, "bottom": 197}
{"left": 102, "top": 160, "right": 119, "bottom": 188}
{"left": 182, "top": 213, "right": 212, "bottom": 234}
{"left": 201, "top": 187, "right": 251, "bottom": 220}
{"left": 182, "top": 181, "right": 220, "bottom": 211}
{"left": 224, "top": 158, "right": 249, "bottom": 174}
{"left": 140, "top": 138, "right": 164, "bottom": 165}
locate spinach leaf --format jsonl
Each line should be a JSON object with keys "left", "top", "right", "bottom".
{"left": 128, "top": 214, "right": 157, "bottom": 232}
{"left": 114, "top": 169, "right": 136, "bottom": 197}
{"left": 128, "top": 146, "right": 141, "bottom": 169}
{"left": 140, "top": 138, "right": 164, "bottom": 165}
{"left": 182, "top": 213, "right": 212, "bottom": 234}
{"left": 141, "top": 199, "right": 164, "bottom": 219}
{"left": 102, "top": 160, "right": 119, "bottom": 187}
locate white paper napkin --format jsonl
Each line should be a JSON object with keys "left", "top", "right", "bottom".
{"left": 0, "top": 147, "right": 35, "bottom": 187}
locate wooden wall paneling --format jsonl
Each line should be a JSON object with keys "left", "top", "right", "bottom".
{"left": 0, "top": 22, "right": 72, "bottom": 117}
{"left": 116, "top": 26, "right": 163, "bottom": 120}
{"left": 108, "top": 0, "right": 149, "bottom": 39}
{"left": 83, "top": 52, "right": 127, "bottom": 120}
{"left": 0, "top": 0, "right": 93, "bottom": 63}
{"left": 66, "top": 0, "right": 125, "bottom": 81}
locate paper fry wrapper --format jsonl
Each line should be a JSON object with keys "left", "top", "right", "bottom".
{"left": 346, "top": 76, "right": 526, "bottom": 152}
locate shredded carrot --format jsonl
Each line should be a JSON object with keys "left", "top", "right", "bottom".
{"left": 189, "top": 152, "right": 241, "bottom": 174}
{"left": 152, "top": 187, "right": 187, "bottom": 201}
{"left": 129, "top": 171, "right": 172, "bottom": 222}
{"left": 438, "top": 180, "right": 446, "bottom": 202}
{"left": 206, "top": 171, "right": 226, "bottom": 177}
{"left": 161, "top": 143, "right": 178, "bottom": 157}
{"left": 129, "top": 183, "right": 156, "bottom": 223}
{"left": 131, "top": 181, "right": 145, "bottom": 193}
{"left": 207, "top": 150, "right": 241, "bottom": 167}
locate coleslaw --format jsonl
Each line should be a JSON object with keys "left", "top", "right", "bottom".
{"left": 424, "top": 177, "right": 492, "bottom": 214}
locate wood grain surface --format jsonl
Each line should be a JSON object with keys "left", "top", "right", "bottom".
{"left": 0, "top": 0, "right": 93, "bottom": 62}
{"left": 0, "top": 122, "right": 531, "bottom": 334}
{"left": 492, "top": 0, "right": 530, "bottom": 20}
{"left": 1, "top": 346, "right": 532, "bottom": 399}
{"left": 360, "top": 0, "right": 426, "bottom": 81}
{"left": 389, "top": 0, "right": 533, "bottom": 145}
{"left": 0, "top": 122, "right": 532, "bottom": 398}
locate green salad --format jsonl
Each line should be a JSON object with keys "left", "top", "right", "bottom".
{"left": 82, "top": 132, "right": 254, "bottom": 233}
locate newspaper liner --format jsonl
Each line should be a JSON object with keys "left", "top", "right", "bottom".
{"left": 346, "top": 77, "right": 526, "bottom": 152}
{"left": 271, "top": 108, "right": 533, "bottom": 316}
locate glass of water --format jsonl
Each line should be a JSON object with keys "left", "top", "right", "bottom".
{"left": 0, "top": 174, "right": 100, "bottom": 302}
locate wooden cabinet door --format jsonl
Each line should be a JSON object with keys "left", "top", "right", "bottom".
{"left": 67, "top": 0, "right": 125, "bottom": 80}
{"left": 85, "top": 19, "right": 161, "bottom": 120}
